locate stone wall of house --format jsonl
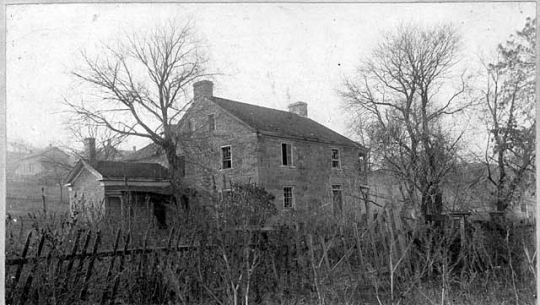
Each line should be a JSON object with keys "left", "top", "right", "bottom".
{"left": 69, "top": 168, "right": 105, "bottom": 220}
{"left": 179, "top": 98, "right": 260, "bottom": 198}
{"left": 177, "top": 83, "right": 369, "bottom": 221}
{"left": 257, "top": 135, "right": 368, "bottom": 219}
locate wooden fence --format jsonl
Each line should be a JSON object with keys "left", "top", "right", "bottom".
{"left": 6, "top": 227, "right": 194, "bottom": 305}
{"left": 6, "top": 206, "right": 412, "bottom": 304}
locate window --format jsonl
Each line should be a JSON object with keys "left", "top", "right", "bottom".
{"left": 208, "top": 114, "right": 216, "bottom": 132}
{"left": 332, "top": 185, "right": 343, "bottom": 215}
{"left": 358, "top": 153, "right": 367, "bottom": 172}
{"left": 221, "top": 146, "right": 232, "bottom": 169}
{"left": 331, "top": 149, "right": 341, "bottom": 169}
{"left": 283, "top": 187, "right": 294, "bottom": 208}
{"left": 281, "top": 143, "right": 293, "bottom": 166}
{"left": 521, "top": 204, "right": 528, "bottom": 213}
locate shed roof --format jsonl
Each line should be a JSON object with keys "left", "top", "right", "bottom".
{"left": 92, "top": 160, "right": 169, "bottom": 180}
{"left": 65, "top": 159, "right": 169, "bottom": 184}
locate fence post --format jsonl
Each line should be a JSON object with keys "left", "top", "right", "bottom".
{"left": 339, "top": 226, "right": 355, "bottom": 280}
{"left": 100, "top": 229, "right": 122, "bottom": 305}
{"left": 7, "top": 231, "right": 32, "bottom": 304}
{"left": 392, "top": 208, "right": 411, "bottom": 276}
{"left": 353, "top": 224, "right": 365, "bottom": 281}
{"left": 306, "top": 234, "right": 323, "bottom": 305}
{"left": 367, "top": 216, "right": 380, "bottom": 269}
{"left": 80, "top": 230, "right": 102, "bottom": 300}
{"left": 138, "top": 229, "right": 149, "bottom": 276}
{"left": 294, "top": 228, "right": 303, "bottom": 286}
{"left": 318, "top": 235, "right": 333, "bottom": 285}
{"left": 110, "top": 231, "right": 131, "bottom": 303}
{"left": 73, "top": 231, "right": 93, "bottom": 288}
{"left": 286, "top": 234, "right": 292, "bottom": 288}
{"left": 20, "top": 233, "right": 46, "bottom": 305}
{"left": 59, "top": 229, "right": 82, "bottom": 295}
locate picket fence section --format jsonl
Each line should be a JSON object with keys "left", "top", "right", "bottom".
{"left": 6, "top": 207, "right": 411, "bottom": 304}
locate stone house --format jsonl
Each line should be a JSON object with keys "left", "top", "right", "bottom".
{"left": 65, "top": 141, "right": 172, "bottom": 228}
{"left": 176, "top": 80, "right": 370, "bottom": 221}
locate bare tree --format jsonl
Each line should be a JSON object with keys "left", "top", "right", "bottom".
{"left": 479, "top": 17, "right": 535, "bottom": 213}
{"left": 65, "top": 19, "right": 211, "bottom": 206}
{"left": 342, "top": 23, "right": 468, "bottom": 221}
{"left": 38, "top": 150, "right": 72, "bottom": 204}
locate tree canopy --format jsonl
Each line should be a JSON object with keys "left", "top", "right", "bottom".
{"left": 66, "top": 19, "right": 211, "bottom": 205}
{"left": 342, "top": 23, "right": 468, "bottom": 220}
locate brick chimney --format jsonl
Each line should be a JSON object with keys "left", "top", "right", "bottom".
{"left": 288, "top": 101, "right": 308, "bottom": 117}
{"left": 83, "top": 138, "right": 96, "bottom": 162}
{"left": 193, "top": 80, "right": 213, "bottom": 101}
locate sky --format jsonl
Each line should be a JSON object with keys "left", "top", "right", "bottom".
{"left": 5, "top": 2, "right": 536, "bottom": 154}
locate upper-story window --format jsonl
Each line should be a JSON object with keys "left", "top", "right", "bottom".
{"left": 208, "top": 114, "right": 216, "bottom": 132}
{"left": 283, "top": 186, "right": 294, "bottom": 208}
{"left": 221, "top": 145, "right": 232, "bottom": 169}
{"left": 331, "top": 149, "right": 341, "bottom": 169}
{"left": 281, "top": 143, "right": 293, "bottom": 166}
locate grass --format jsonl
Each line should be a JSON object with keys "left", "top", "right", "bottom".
{"left": 7, "top": 177, "right": 70, "bottom": 218}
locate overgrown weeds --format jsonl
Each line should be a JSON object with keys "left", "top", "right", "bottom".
{"left": 6, "top": 196, "right": 536, "bottom": 305}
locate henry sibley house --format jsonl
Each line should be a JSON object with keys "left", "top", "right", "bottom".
{"left": 66, "top": 80, "right": 371, "bottom": 224}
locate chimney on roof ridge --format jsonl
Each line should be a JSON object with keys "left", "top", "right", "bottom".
{"left": 83, "top": 138, "right": 96, "bottom": 163}
{"left": 288, "top": 101, "right": 308, "bottom": 118}
{"left": 193, "top": 80, "right": 213, "bottom": 101}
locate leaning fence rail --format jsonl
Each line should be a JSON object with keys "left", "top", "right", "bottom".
{"left": 6, "top": 206, "right": 415, "bottom": 305}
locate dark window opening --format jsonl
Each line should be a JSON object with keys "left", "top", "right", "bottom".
{"left": 208, "top": 114, "right": 216, "bottom": 132}
{"left": 332, "top": 149, "right": 341, "bottom": 168}
{"left": 359, "top": 153, "right": 367, "bottom": 172}
{"left": 332, "top": 185, "right": 343, "bottom": 215}
{"left": 282, "top": 143, "right": 292, "bottom": 166}
{"left": 221, "top": 146, "right": 232, "bottom": 169}
{"left": 153, "top": 201, "right": 167, "bottom": 229}
{"left": 283, "top": 187, "right": 294, "bottom": 208}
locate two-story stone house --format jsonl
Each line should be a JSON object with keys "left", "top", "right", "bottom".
{"left": 178, "top": 80, "right": 369, "bottom": 219}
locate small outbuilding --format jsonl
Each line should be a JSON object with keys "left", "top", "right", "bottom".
{"left": 64, "top": 159, "right": 172, "bottom": 228}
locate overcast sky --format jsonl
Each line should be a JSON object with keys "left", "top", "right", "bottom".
{"left": 6, "top": 2, "right": 535, "bottom": 153}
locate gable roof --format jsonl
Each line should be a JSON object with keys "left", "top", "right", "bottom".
{"left": 210, "top": 97, "right": 364, "bottom": 148}
{"left": 65, "top": 159, "right": 169, "bottom": 184}
{"left": 19, "top": 146, "right": 69, "bottom": 162}
{"left": 123, "top": 143, "right": 163, "bottom": 162}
